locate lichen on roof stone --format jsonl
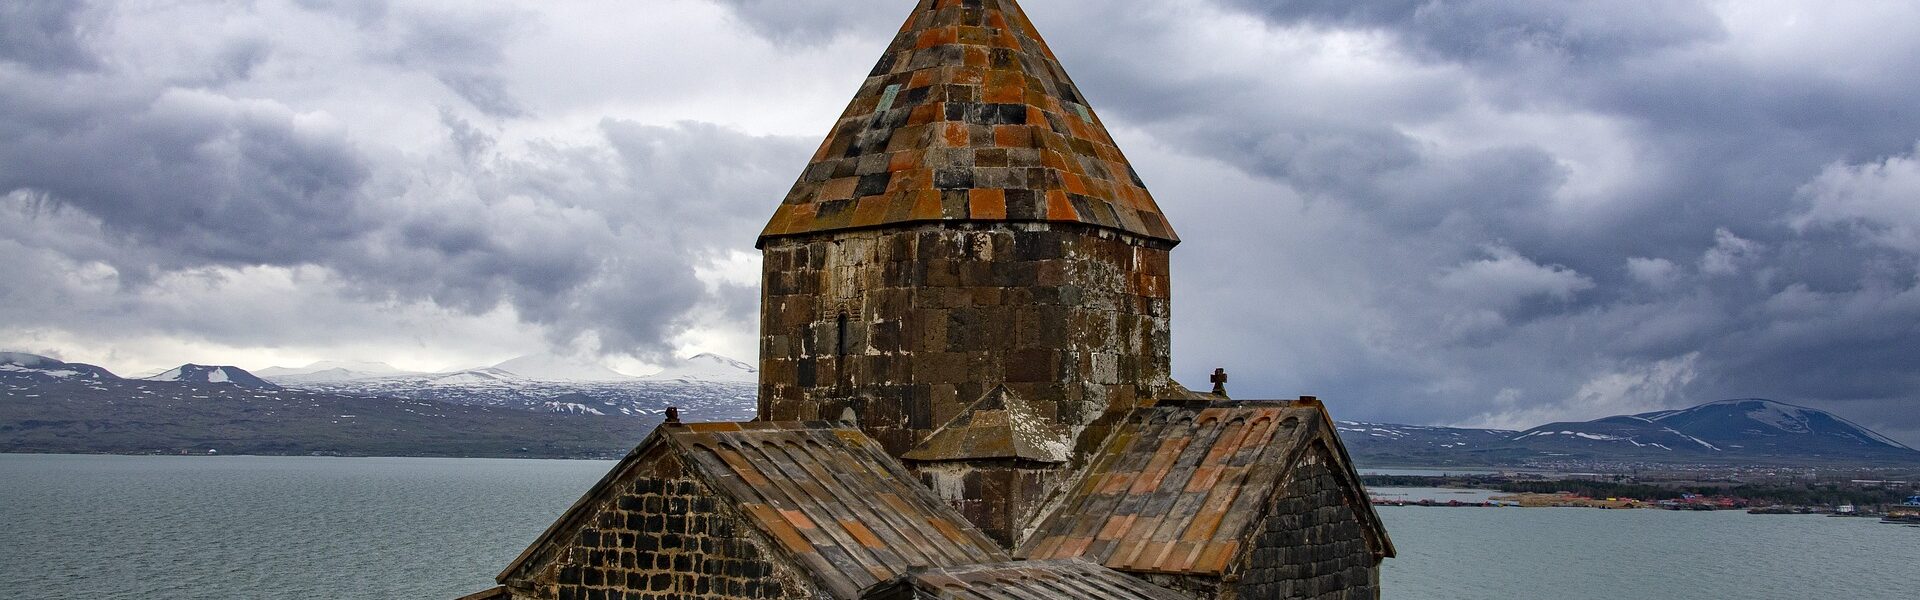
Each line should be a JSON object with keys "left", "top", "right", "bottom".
{"left": 757, "top": 0, "right": 1178, "bottom": 248}
{"left": 1018, "top": 401, "right": 1395, "bottom": 575}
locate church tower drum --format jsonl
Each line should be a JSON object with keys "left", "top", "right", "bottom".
{"left": 756, "top": 0, "right": 1178, "bottom": 469}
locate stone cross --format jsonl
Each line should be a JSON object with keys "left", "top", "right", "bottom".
{"left": 1210, "top": 368, "right": 1229, "bottom": 398}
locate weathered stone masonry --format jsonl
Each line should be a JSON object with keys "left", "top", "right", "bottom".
{"left": 503, "top": 449, "right": 811, "bottom": 600}
{"left": 758, "top": 223, "right": 1171, "bottom": 548}
{"left": 1239, "top": 446, "right": 1382, "bottom": 600}
{"left": 757, "top": 222, "right": 1172, "bottom": 461}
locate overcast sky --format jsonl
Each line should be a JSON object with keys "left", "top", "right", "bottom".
{"left": 3, "top": 0, "right": 1918, "bottom": 443}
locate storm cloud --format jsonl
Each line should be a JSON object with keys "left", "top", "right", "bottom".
{"left": 2, "top": 0, "right": 1917, "bottom": 444}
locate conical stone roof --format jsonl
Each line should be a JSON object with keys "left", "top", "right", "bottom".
{"left": 758, "top": 0, "right": 1178, "bottom": 248}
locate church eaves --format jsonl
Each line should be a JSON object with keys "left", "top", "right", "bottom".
{"left": 757, "top": 0, "right": 1178, "bottom": 248}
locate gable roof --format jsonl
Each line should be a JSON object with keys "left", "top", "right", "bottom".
{"left": 758, "top": 0, "right": 1177, "bottom": 248}
{"left": 501, "top": 421, "right": 1008, "bottom": 599}
{"left": 903, "top": 385, "right": 1070, "bottom": 463}
{"left": 862, "top": 559, "right": 1193, "bottom": 600}
{"left": 1018, "top": 399, "right": 1394, "bottom": 575}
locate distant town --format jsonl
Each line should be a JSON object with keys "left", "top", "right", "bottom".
{"left": 1363, "top": 469, "right": 1920, "bottom": 528}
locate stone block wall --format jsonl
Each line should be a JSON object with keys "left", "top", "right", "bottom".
{"left": 757, "top": 222, "right": 1172, "bottom": 462}
{"left": 914, "top": 460, "right": 1061, "bottom": 549}
{"left": 504, "top": 452, "right": 813, "bottom": 600}
{"left": 1233, "top": 446, "right": 1380, "bottom": 600}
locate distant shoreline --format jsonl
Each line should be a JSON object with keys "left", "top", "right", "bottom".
{"left": 0, "top": 449, "right": 627, "bottom": 461}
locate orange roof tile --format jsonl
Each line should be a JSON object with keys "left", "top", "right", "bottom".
{"left": 500, "top": 421, "right": 1008, "bottom": 600}
{"left": 665, "top": 423, "right": 1009, "bottom": 597}
{"left": 758, "top": 0, "right": 1177, "bottom": 248}
{"left": 1017, "top": 401, "right": 1395, "bottom": 576}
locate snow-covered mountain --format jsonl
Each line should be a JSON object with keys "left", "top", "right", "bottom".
{"left": 1336, "top": 399, "right": 1918, "bottom": 466}
{"left": 643, "top": 353, "right": 757, "bottom": 383}
{"left": 0, "top": 371, "right": 658, "bottom": 459}
{"left": 487, "top": 354, "right": 636, "bottom": 382}
{"left": 1511, "top": 399, "right": 1916, "bottom": 460}
{"left": 262, "top": 368, "right": 390, "bottom": 384}
{"left": 1511, "top": 416, "right": 1723, "bottom": 453}
{"left": 1636, "top": 398, "right": 1913, "bottom": 453}
{"left": 0, "top": 353, "right": 119, "bottom": 382}
{"left": 250, "top": 352, "right": 757, "bottom": 421}
{"left": 431, "top": 368, "right": 522, "bottom": 384}
{"left": 1337, "top": 422, "right": 1517, "bottom": 450}
{"left": 258, "top": 361, "right": 417, "bottom": 383}
{"left": 144, "top": 364, "right": 281, "bottom": 390}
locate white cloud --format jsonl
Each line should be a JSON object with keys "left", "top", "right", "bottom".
{"left": 1467, "top": 352, "right": 1700, "bottom": 430}
{"left": 1626, "top": 257, "right": 1682, "bottom": 290}
{"left": 1793, "top": 143, "right": 1920, "bottom": 253}
{"left": 1436, "top": 246, "right": 1595, "bottom": 310}
{"left": 1699, "top": 228, "right": 1763, "bottom": 276}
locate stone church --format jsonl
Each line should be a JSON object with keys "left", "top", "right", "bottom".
{"left": 463, "top": 0, "right": 1392, "bottom": 598}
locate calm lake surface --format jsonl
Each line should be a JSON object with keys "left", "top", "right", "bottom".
{"left": 2, "top": 454, "right": 1912, "bottom": 599}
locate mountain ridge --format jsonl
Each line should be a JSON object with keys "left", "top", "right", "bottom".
{"left": 1340, "top": 398, "right": 1920, "bottom": 467}
{"left": 4, "top": 349, "right": 1910, "bottom": 466}
{"left": 144, "top": 364, "right": 280, "bottom": 390}
{"left": 0, "top": 353, "right": 119, "bottom": 381}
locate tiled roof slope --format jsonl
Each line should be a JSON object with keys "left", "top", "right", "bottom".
{"left": 500, "top": 421, "right": 1008, "bottom": 599}
{"left": 1019, "top": 400, "right": 1394, "bottom": 575}
{"left": 903, "top": 385, "right": 1071, "bottom": 463}
{"left": 667, "top": 422, "right": 1009, "bottom": 597}
{"left": 758, "top": 0, "right": 1178, "bottom": 248}
{"left": 862, "top": 559, "right": 1193, "bottom": 600}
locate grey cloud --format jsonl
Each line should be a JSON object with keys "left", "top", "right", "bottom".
{"left": 1793, "top": 145, "right": 1920, "bottom": 253}
{"left": 1005, "top": 0, "right": 1920, "bottom": 440}
{"left": 324, "top": 115, "right": 810, "bottom": 359}
{"left": 437, "top": 73, "right": 525, "bottom": 118}
{"left": 0, "top": 0, "right": 812, "bottom": 365}
{"left": 710, "top": 0, "right": 901, "bottom": 46}
{"left": 0, "top": 78, "right": 372, "bottom": 271}
{"left": 371, "top": 5, "right": 531, "bottom": 117}
{"left": 293, "top": 0, "right": 390, "bottom": 25}
{"left": 6, "top": 0, "right": 1919, "bottom": 444}
{"left": 0, "top": 0, "right": 100, "bottom": 72}
{"left": 201, "top": 39, "right": 272, "bottom": 86}
{"left": 1221, "top": 0, "right": 1725, "bottom": 64}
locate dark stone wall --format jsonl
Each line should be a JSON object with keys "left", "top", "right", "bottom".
{"left": 504, "top": 451, "right": 813, "bottom": 600}
{"left": 757, "top": 223, "right": 1172, "bottom": 462}
{"left": 1233, "top": 446, "right": 1380, "bottom": 600}
{"left": 914, "top": 461, "right": 1061, "bottom": 549}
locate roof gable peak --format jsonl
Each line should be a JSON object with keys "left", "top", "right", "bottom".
{"left": 904, "top": 385, "right": 1072, "bottom": 463}
{"left": 759, "top": 0, "right": 1177, "bottom": 247}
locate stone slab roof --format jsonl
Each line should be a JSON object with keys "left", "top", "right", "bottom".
{"left": 500, "top": 421, "right": 1008, "bottom": 599}
{"left": 861, "top": 559, "right": 1194, "bottom": 600}
{"left": 903, "top": 385, "right": 1070, "bottom": 463}
{"left": 666, "top": 422, "right": 1010, "bottom": 597}
{"left": 1018, "top": 400, "right": 1394, "bottom": 575}
{"left": 758, "top": 0, "right": 1177, "bottom": 248}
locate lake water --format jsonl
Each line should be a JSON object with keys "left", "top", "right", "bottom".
{"left": 2, "top": 454, "right": 1912, "bottom": 599}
